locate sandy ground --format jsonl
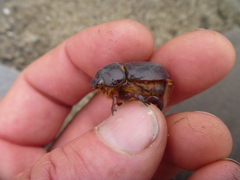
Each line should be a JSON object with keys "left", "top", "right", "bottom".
{"left": 0, "top": 0, "right": 240, "bottom": 69}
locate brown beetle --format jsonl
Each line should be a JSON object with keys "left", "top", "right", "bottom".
{"left": 91, "top": 61, "right": 174, "bottom": 115}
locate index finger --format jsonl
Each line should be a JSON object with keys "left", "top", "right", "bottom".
{"left": 0, "top": 19, "right": 154, "bottom": 145}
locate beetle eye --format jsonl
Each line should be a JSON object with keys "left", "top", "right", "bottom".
{"left": 97, "top": 63, "right": 125, "bottom": 87}
{"left": 91, "top": 77, "right": 103, "bottom": 88}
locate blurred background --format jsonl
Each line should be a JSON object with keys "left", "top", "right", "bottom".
{"left": 1, "top": 0, "right": 240, "bottom": 69}
{"left": 0, "top": 0, "right": 240, "bottom": 179}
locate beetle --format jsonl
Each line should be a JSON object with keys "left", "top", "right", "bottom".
{"left": 91, "top": 61, "right": 174, "bottom": 115}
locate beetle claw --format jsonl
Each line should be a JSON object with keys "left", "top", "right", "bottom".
{"left": 111, "top": 96, "right": 122, "bottom": 115}
{"left": 132, "top": 93, "right": 149, "bottom": 106}
{"left": 140, "top": 100, "right": 150, "bottom": 106}
{"left": 111, "top": 106, "right": 117, "bottom": 116}
{"left": 145, "top": 96, "right": 164, "bottom": 110}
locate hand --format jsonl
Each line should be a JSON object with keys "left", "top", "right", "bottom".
{"left": 0, "top": 19, "right": 239, "bottom": 180}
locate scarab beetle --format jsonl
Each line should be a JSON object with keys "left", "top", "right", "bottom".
{"left": 91, "top": 61, "right": 174, "bottom": 115}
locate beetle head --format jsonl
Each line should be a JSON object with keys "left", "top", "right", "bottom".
{"left": 91, "top": 76, "right": 103, "bottom": 89}
{"left": 91, "top": 62, "right": 126, "bottom": 89}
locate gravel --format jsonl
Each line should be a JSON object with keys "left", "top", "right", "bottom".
{"left": 0, "top": 0, "right": 240, "bottom": 69}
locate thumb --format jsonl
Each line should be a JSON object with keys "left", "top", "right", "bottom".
{"left": 14, "top": 102, "right": 167, "bottom": 180}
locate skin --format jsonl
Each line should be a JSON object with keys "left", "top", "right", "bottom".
{"left": 0, "top": 19, "right": 239, "bottom": 179}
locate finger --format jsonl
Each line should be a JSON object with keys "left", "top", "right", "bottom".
{"left": 153, "top": 111, "right": 232, "bottom": 179}
{"left": 188, "top": 160, "right": 240, "bottom": 180}
{"left": 0, "top": 19, "right": 154, "bottom": 145}
{"left": 14, "top": 102, "right": 167, "bottom": 180}
{"left": 150, "top": 29, "right": 236, "bottom": 105}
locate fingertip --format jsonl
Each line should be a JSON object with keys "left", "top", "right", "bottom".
{"left": 183, "top": 29, "right": 236, "bottom": 72}
{"left": 165, "top": 111, "right": 232, "bottom": 170}
{"left": 157, "top": 29, "right": 235, "bottom": 73}
{"left": 97, "top": 101, "right": 167, "bottom": 154}
{"left": 151, "top": 29, "right": 236, "bottom": 104}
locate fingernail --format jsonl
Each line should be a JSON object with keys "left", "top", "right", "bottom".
{"left": 96, "top": 102, "right": 159, "bottom": 153}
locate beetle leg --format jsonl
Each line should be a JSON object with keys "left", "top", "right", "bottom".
{"left": 111, "top": 96, "right": 122, "bottom": 115}
{"left": 132, "top": 93, "right": 150, "bottom": 106}
{"left": 145, "top": 96, "right": 164, "bottom": 110}
{"left": 111, "top": 96, "right": 117, "bottom": 115}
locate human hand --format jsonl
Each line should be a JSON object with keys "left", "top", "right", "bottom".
{"left": 0, "top": 19, "right": 239, "bottom": 180}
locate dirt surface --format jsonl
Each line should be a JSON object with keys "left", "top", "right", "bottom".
{"left": 1, "top": 0, "right": 240, "bottom": 70}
